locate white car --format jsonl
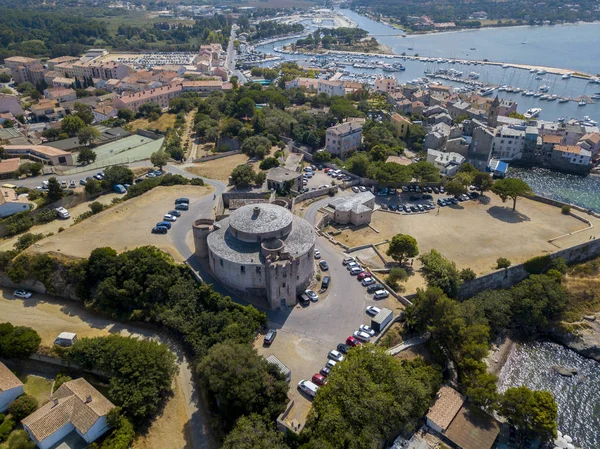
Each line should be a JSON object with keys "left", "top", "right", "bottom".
{"left": 326, "top": 359, "right": 337, "bottom": 369}
{"left": 69, "top": 180, "right": 76, "bottom": 188}
{"left": 352, "top": 186, "right": 360, "bottom": 193}
{"left": 305, "top": 290, "right": 318, "bottom": 302}
{"left": 328, "top": 349, "right": 345, "bottom": 362}
{"left": 163, "top": 214, "right": 177, "bottom": 222}
{"left": 298, "top": 380, "right": 319, "bottom": 398}
{"left": 13, "top": 289, "right": 32, "bottom": 299}
{"left": 350, "top": 266, "right": 363, "bottom": 276}
{"left": 314, "top": 249, "right": 321, "bottom": 259}
{"left": 359, "top": 325, "right": 376, "bottom": 336}
{"left": 353, "top": 331, "right": 372, "bottom": 342}
{"left": 359, "top": 186, "right": 368, "bottom": 192}
{"left": 374, "top": 290, "right": 390, "bottom": 300}
{"left": 361, "top": 277, "right": 375, "bottom": 286}
{"left": 346, "top": 261, "right": 359, "bottom": 270}
{"left": 366, "top": 306, "right": 381, "bottom": 316}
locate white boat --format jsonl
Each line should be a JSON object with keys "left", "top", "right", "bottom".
{"left": 468, "top": 72, "right": 480, "bottom": 79}
{"left": 591, "top": 93, "right": 600, "bottom": 100}
{"left": 588, "top": 77, "right": 599, "bottom": 83}
{"left": 562, "top": 73, "right": 572, "bottom": 79}
{"left": 540, "top": 95, "right": 549, "bottom": 100}
{"left": 524, "top": 108, "right": 542, "bottom": 119}
{"left": 547, "top": 95, "right": 558, "bottom": 101}
{"left": 578, "top": 100, "right": 587, "bottom": 106}
{"left": 558, "top": 97, "right": 569, "bottom": 103}
{"left": 529, "top": 68, "right": 537, "bottom": 73}
{"left": 480, "top": 87, "right": 495, "bottom": 96}
{"left": 533, "top": 92, "right": 542, "bottom": 97}
{"left": 583, "top": 116, "right": 597, "bottom": 125}
{"left": 502, "top": 64, "right": 509, "bottom": 68}
{"left": 539, "top": 85, "right": 550, "bottom": 92}
{"left": 537, "top": 69, "right": 547, "bottom": 75}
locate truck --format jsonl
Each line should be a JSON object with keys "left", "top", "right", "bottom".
{"left": 56, "top": 207, "right": 70, "bottom": 219}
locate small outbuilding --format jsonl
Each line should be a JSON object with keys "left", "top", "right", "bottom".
{"left": 371, "top": 308, "right": 393, "bottom": 332}
{"left": 266, "top": 355, "right": 292, "bottom": 382}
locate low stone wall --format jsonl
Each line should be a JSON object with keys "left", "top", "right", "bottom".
{"left": 459, "top": 237, "right": 600, "bottom": 299}
{"left": 222, "top": 191, "right": 270, "bottom": 208}
{"left": 136, "top": 128, "right": 163, "bottom": 140}
{"left": 293, "top": 186, "right": 337, "bottom": 203}
{"left": 531, "top": 194, "right": 600, "bottom": 219}
{"left": 193, "top": 150, "right": 242, "bottom": 163}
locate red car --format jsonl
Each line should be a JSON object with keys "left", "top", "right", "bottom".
{"left": 357, "top": 271, "right": 370, "bottom": 281}
{"left": 346, "top": 336, "right": 361, "bottom": 347}
{"left": 312, "top": 373, "right": 327, "bottom": 386}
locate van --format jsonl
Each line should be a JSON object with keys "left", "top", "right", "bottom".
{"left": 54, "top": 332, "right": 77, "bottom": 347}
{"left": 299, "top": 293, "right": 310, "bottom": 305}
{"left": 56, "top": 207, "right": 70, "bottom": 219}
{"left": 298, "top": 379, "right": 319, "bottom": 398}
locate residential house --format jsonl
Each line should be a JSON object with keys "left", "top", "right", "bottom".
{"left": 328, "top": 191, "right": 375, "bottom": 226}
{"left": 374, "top": 76, "right": 398, "bottom": 94}
{"left": 22, "top": 378, "right": 115, "bottom": 449}
{"left": 181, "top": 80, "right": 225, "bottom": 93}
{"left": 468, "top": 125, "right": 495, "bottom": 170}
{"left": 552, "top": 145, "right": 592, "bottom": 172}
{"left": 325, "top": 122, "right": 363, "bottom": 158}
{"left": 427, "top": 149, "right": 465, "bottom": 177}
{"left": 492, "top": 126, "right": 526, "bottom": 161}
{"left": 0, "top": 187, "right": 31, "bottom": 217}
{"left": 50, "top": 77, "right": 75, "bottom": 89}
{"left": 318, "top": 80, "right": 345, "bottom": 97}
{"left": 266, "top": 166, "right": 302, "bottom": 192}
{"left": 431, "top": 113, "right": 453, "bottom": 126}
{"left": 411, "top": 101, "right": 425, "bottom": 115}
{"left": 0, "top": 94, "right": 25, "bottom": 116}
{"left": 447, "top": 101, "right": 471, "bottom": 120}
{"left": 31, "top": 100, "right": 56, "bottom": 119}
{"left": 390, "top": 112, "right": 413, "bottom": 139}
{"left": 43, "top": 87, "right": 77, "bottom": 103}
{"left": 0, "top": 158, "right": 21, "bottom": 179}
{"left": 579, "top": 133, "right": 600, "bottom": 157}
{"left": 424, "top": 123, "right": 451, "bottom": 150}
{"left": 426, "top": 386, "right": 466, "bottom": 434}
{"left": 0, "top": 361, "right": 24, "bottom": 412}
{"left": 423, "top": 105, "right": 446, "bottom": 118}
{"left": 93, "top": 105, "right": 117, "bottom": 122}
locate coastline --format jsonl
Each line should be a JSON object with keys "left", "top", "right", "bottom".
{"left": 486, "top": 334, "right": 516, "bottom": 376}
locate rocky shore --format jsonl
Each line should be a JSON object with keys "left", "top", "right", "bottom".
{"left": 548, "top": 317, "right": 600, "bottom": 363}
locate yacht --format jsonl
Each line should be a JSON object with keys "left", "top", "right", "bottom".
{"left": 562, "top": 73, "right": 572, "bottom": 79}
{"left": 539, "top": 85, "right": 550, "bottom": 92}
{"left": 502, "top": 64, "right": 509, "bottom": 68}
{"left": 480, "top": 87, "right": 495, "bottom": 96}
{"left": 535, "top": 76, "right": 543, "bottom": 80}
{"left": 578, "top": 100, "right": 587, "bottom": 106}
{"left": 525, "top": 91, "right": 535, "bottom": 96}
{"left": 547, "top": 95, "right": 558, "bottom": 101}
{"left": 540, "top": 95, "right": 550, "bottom": 100}
{"left": 529, "top": 68, "right": 537, "bottom": 73}
{"left": 590, "top": 93, "right": 600, "bottom": 100}
{"left": 588, "top": 77, "right": 600, "bottom": 83}
{"left": 558, "top": 97, "right": 569, "bottom": 103}
{"left": 498, "top": 85, "right": 508, "bottom": 91}
{"left": 524, "top": 108, "right": 542, "bottom": 119}
{"left": 583, "top": 116, "right": 597, "bottom": 125}
{"left": 537, "top": 69, "right": 547, "bottom": 75}
{"left": 533, "top": 92, "right": 542, "bottom": 97}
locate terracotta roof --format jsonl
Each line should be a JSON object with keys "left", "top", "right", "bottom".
{"left": 0, "top": 158, "right": 21, "bottom": 175}
{"left": 555, "top": 144, "right": 582, "bottom": 154}
{"left": 391, "top": 112, "right": 412, "bottom": 125}
{"left": 117, "top": 83, "right": 183, "bottom": 104}
{"left": 0, "top": 362, "right": 23, "bottom": 392}
{"left": 542, "top": 134, "right": 562, "bottom": 144}
{"left": 582, "top": 133, "right": 600, "bottom": 144}
{"left": 3, "top": 144, "right": 71, "bottom": 157}
{"left": 444, "top": 405, "right": 501, "bottom": 449}
{"left": 22, "top": 378, "right": 114, "bottom": 443}
{"left": 426, "top": 386, "right": 465, "bottom": 431}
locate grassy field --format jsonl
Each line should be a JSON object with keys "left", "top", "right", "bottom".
{"left": 185, "top": 154, "right": 262, "bottom": 181}
{"left": 21, "top": 374, "right": 54, "bottom": 406}
{"left": 127, "top": 114, "right": 177, "bottom": 133}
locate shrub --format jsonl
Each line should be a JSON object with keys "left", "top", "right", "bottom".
{"left": 460, "top": 268, "right": 476, "bottom": 281}
{"left": 190, "top": 177, "right": 204, "bottom": 186}
{"left": 58, "top": 227, "right": 65, "bottom": 233}
{"left": 548, "top": 257, "right": 568, "bottom": 274}
{"left": 496, "top": 257, "right": 512, "bottom": 269}
{"left": 523, "top": 255, "right": 551, "bottom": 274}
{"left": 14, "top": 233, "right": 45, "bottom": 252}
{"left": 259, "top": 157, "right": 280, "bottom": 170}
{"left": 3, "top": 212, "right": 33, "bottom": 237}
{"left": 74, "top": 211, "right": 94, "bottom": 223}
{"left": 0, "top": 323, "right": 41, "bottom": 358}
{"left": 6, "top": 430, "right": 35, "bottom": 449}
{"left": 53, "top": 373, "right": 72, "bottom": 392}
{"left": 0, "top": 416, "right": 15, "bottom": 442}
{"left": 34, "top": 209, "right": 57, "bottom": 225}
{"left": 561, "top": 204, "right": 571, "bottom": 215}
{"left": 89, "top": 202, "right": 104, "bottom": 214}
{"left": 8, "top": 395, "right": 38, "bottom": 421}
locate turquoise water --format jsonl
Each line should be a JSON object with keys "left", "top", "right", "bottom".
{"left": 498, "top": 341, "right": 600, "bottom": 449}
{"left": 509, "top": 168, "right": 600, "bottom": 212}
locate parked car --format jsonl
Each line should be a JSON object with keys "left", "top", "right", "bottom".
{"left": 312, "top": 373, "right": 327, "bottom": 386}
{"left": 298, "top": 380, "right": 319, "bottom": 398}
{"left": 381, "top": 204, "right": 388, "bottom": 211}
{"left": 346, "top": 261, "right": 359, "bottom": 270}
{"left": 421, "top": 194, "right": 433, "bottom": 200}
{"left": 328, "top": 350, "right": 345, "bottom": 362}
{"left": 352, "top": 186, "right": 360, "bottom": 193}
{"left": 13, "top": 289, "right": 32, "bottom": 299}
{"left": 337, "top": 343, "right": 349, "bottom": 354}
{"left": 163, "top": 214, "right": 177, "bottom": 222}
{"left": 305, "top": 289, "right": 318, "bottom": 302}
{"left": 359, "top": 325, "right": 376, "bottom": 336}
{"left": 359, "top": 186, "right": 368, "bottom": 192}
{"left": 156, "top": 221, "right": 172, "bottom": 229}
{"left": 367, "top": 283, "right": 384, "bottom": 294}
{"left": 79, "top": 179, "right": 87, "bottom": 186}
{"left": 350, "top": 267, "right": 363, "bottom": 276}
{"left": 401, "top": 186, "right": 408, "bottom": 192}
{"left": 146, "top": 172, "right": 156, "bottom": 178}
{"left": 389, "top": 204, "right": 398, "bottom": 211}
{"left": 342, "top": 257, "right": 355, "bottom": 266}
{"left": 357, "top": 271, "right": 369, "bottom": 280}
{"left": 152, "top": 226, "right": 168, "bottom": 234}
{"left": 168, "top": 209, "right": 181, "bottom": 217}
{"left": 403, "top": 205, "right": 411, "bottom": 213}
{"left": 320, "top": 367, "right": 331, "bottom": 377}
{"left": 321, "top": 276, "right": 330, "bottom": 290}
{"left": 366, "top": 306, "right": 381, "bottom": 316}
{"left": 374, "top": 290, "right": 390, "bottom": 299}
{"left": 314, "top": 249, "right": 321, "bottom": 259}
{"left": 60, "top": 180, "right": 67, "bottom": 188}
{"left": 326, "top": 359, "right": 337, "bottom": 369}
{"left": 175, "top": 197, "right": 190, "bottom": 204}
{"left": 361, "top": 277, "right": 375, "bottom": 286}
{"left": 264, "top": 329, "right": 277, "bottom": 345}
{"left": 319, "top": 260, "right": 329, "bottom": 271}
{"left": 175, "top": 203, "right": 189, "bottom": 211}
{"left": 433, "top": 187, "right": 439, "bottom": 194}
{"left": 69, "top": 180, "right": 76, "bottom": 188}
{"left": 440, "top": 186, "right": 445, "bottom": 193}
{"left": 417, "top": 205, "right": 425, "bottom": 212}
{"left": 353, "top": 331, "right": 371, "bottom": 342}
{"left": 346, "top": 336, "right": 361, "bottom": 347}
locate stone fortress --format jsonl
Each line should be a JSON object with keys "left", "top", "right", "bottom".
{"left": 193, "top": 203, "right": 315, "bottom": 310}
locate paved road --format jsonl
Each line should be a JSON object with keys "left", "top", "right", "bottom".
{"left": 226, "top": 25, "right": 247, "bottom": 84}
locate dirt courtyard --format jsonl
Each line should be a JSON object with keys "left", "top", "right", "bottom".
{"left": 30, "top": 185, "right": 213, "bottom": 261}
{"left": 334, "top": 195, "right": 599, "bottom": 291}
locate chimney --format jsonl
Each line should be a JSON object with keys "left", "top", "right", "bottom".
{"left": 252, "top": 206, "right": 260, "bottom": 219}
{"left": 85, "top": 395, "right": 92, "bottom": 403}
{"left": 52, "top": 398, "right": 59, "bottom": 407}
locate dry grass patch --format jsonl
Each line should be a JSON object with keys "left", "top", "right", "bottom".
{"left": 22, "top": 375, "right": 53, "bottom": 405}
{"left": 185, "top": 154, "right": 261, "bottom": 181}
{"left": 127, "top": 114, "right": 177, "bottom": 133}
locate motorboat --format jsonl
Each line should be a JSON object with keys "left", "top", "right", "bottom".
{"left": 502, "top": 64, "right": 509, "bottom": 68}
{"left": 524, "top": 108, "right": 542, "bottom": 119}
{"left": 583, "top": 116, "right": 597, "bottom": 125}
{"left": 480, "top": 87, "right": 495, "bottom": 96}
{"left": 530, "top": 68, "right": 537, "bottom": 73}
{"left": 539, "top": 85, "right": 550, "bottom": 92}
{"left": 533, "top": 92, "right": 542, "bottom": 97}
{"left": 540, "top": 95, "right": 549, "bottom": 100}
{"left": 578, "top": 100, "right": 587, "bottom": 106}
{"left": 547, "top": 95, "right": 558, "bottom": 101}
{"left": 537, "top": 69, "right": 547, "bottom": 75}
{"left": 562, "top": 73, "right": 572, "bottom": 79}
{"left": 558, "top": 97, "right": 569, "bottom": 103}
{"left": 590, "top": 93, "right": 600, "bottom": 100}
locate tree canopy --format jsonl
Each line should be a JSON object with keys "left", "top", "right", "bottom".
{"left": 222, "top": 415, "right": 289, "bottom": 449}
{"left": 419, "top": 249, "right": 463, "bottom": 298}
{"left": 0, "top": 323, "right": 40, "bottom": 358}
{"left": 491, "top": 178, "right": 533, "bottom": 210}
{"left": 386, "top": 234, "right": 419, "bottom": 264}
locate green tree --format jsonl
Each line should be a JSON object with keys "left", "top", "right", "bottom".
{"left": 259, "top": 157, "right": 280, "bottom": 170}
{"left": 345, "top": 152, "right": 371, "bottom": 177}
{"left": 496, "top": 257, "right": 512, "bottom": 269}
{"left": 386, "top": 234, "right": 418, "bottom": 264}
{"left": 500, "top": 387, "right": 558, "bottom": 444}
{"left": 117, "top": 108, "right": 135, "bottom": 122}
{"left": 410, "top": 161, "right": 440, "bottom": 183}
{"left": 465, "top": 371, "right": 499, "bottom": 411}
{"left": 367, "top": 162, "right": 411, "bottom": 187}
{"left": 60, "top": 114, "right": 85, "bottom": 137}
{"left": 445, "top": 179, "right": 467, "bottom": 197}
{"left": 73, "top": 102, "right": 94, "bottom": 125}
{"left": 241, "top": 136, "right": 271, "bottom": 159}
{"left": 198, "top": 342, "right": 289, "bottom": 430}
{"left": 77, "top": 126, "right": 100, "bottom": 146}
{"left": 304, "top": 347, "right": 441, "bottom": 449}
{"left": 419, "top": 250, "right": 463, "bottom": 298}
{"left": 6, "top": 430, "right": 36, "bottom": 449}
{"left": 84, "top": 178, "right": 103, "bottom": 194}
{"left": 472, "top": 171, "right": 494, "bottom": 196}
{"left": 77, "top": 147, "right": 97, "bottom": 164}
{"left": 222, "top": 415, "right": 289, "bottom": 449}
{"left": 491, "top": 178, "right": 533, "bottom": 211}
{"left": 137, "top": 102, "right": 162, "bottom": 119}
{"left": 150, "top": 151, "right": 169, "bottom": 170}
{"left": 231, "top": 164, "right": 256, "bottom": 188}
{"left": 46, "top": 177, "right": 63, "bottom": 201}
{"left": 102, "top": 165, "right": 134, "bottom": 188}
{"left": 0, "top": 323, "right": 40, "bottom": 358}
{"left": 89, "top": 202, "right": 104, "bottom": 214}
{"left": 42, "top": 128, "right": 60, "bottom": 141}
{"left": 14, "top": 233, "right": 45, "bottom": 251}
{"left": 313, "top": 151, "right": 332, "bottom": 163}
{"left": 460, "top": 268, "right": 476, "bottom": 281}
{"left": 237, "top": 97, "right": 256, "bottom": 119}
{"left": 8, "top": 395, "right": 38, "bottom": 421}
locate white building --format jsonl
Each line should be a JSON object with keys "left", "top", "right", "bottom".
{"left": 0, "top": 362, "right": 24, "bottom": 412}
{"left": 318, "top": 79, "right": 345, "bottom": 97}
{"left": 325, "top": 122, "right": 363, "bottom": 158}
{"left": 22, "top": 378, "right": 115, "bottom": 449}
{"left": 0, "top": 188, "right": 31, "bottom": 217}
{"left": 492, "top": 126, "right": 526, "bottom": 161}
{"left": 427, "top": 149, "right": 465, "bottom": 177}
{"left": 328, "top": 191, "right": 375, "bottom": 226}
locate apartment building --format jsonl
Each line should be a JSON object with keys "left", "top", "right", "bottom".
{"left": 55, "top": 61, "right": 130, "bottom": 81}
{"left": 4, "top": 57, "right": 44, "bottom": 85}
{"left": 318, "top": 80, "right": 345, "bottom": 97}
{"left": 325, "top": 122, "right": 363, "bottom": 158}
{"left": 113, "top": 84, "right": 184, "bottom": 112}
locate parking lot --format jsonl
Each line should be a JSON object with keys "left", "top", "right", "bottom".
{"left": 255, "top": 235, "right": 402, "bottom": 428}
{"left": 301, "top": 166, "right": 351, "bottom": 192}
